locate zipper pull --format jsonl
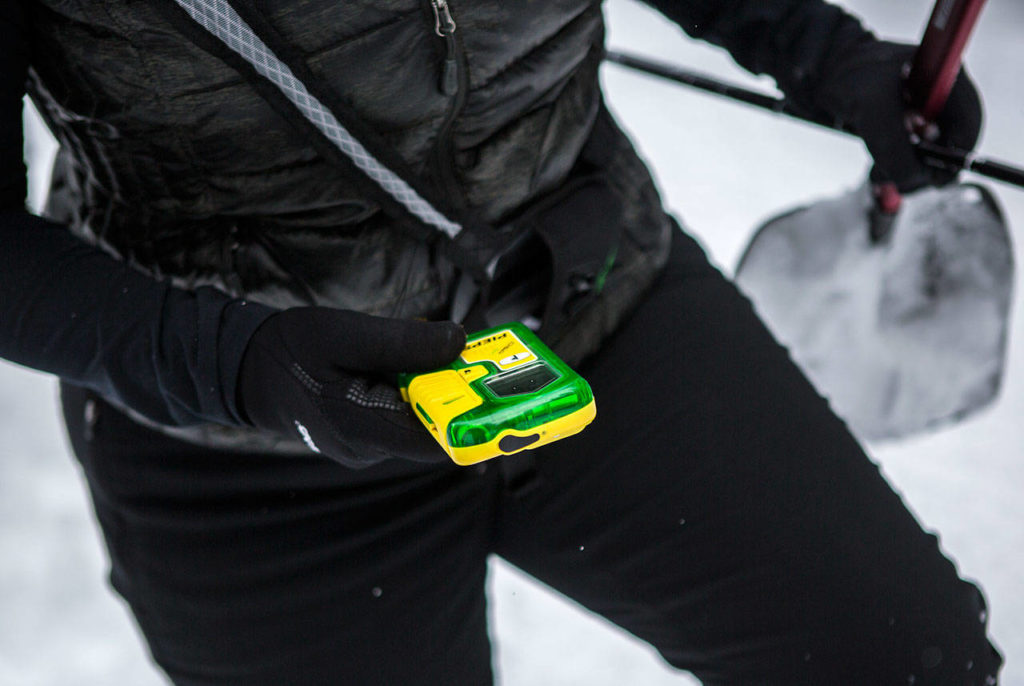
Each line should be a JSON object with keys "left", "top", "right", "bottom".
{"left": 431, "top": 0, "right": 456, "bottom": 37}
{"left": 431, "top": 0, "right": 459, "bottom": 95}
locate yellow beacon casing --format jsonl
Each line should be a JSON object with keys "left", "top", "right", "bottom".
{"left": 398, "top": 323, "right": 596, "bottom": 465}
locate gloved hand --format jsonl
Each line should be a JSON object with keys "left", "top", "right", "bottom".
{"left": 812, "top": 40, "right": 983, "bottom": 192}
{"left": 237, "top": 307, "right": 465, "bottom": 468}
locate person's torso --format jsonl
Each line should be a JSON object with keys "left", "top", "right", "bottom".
{"left": 26, "top": 0, "right": 610, "bottom": 317}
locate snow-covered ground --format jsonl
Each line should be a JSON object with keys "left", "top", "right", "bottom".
{"left": 2, "top": 1, "right": 1022, "bottom": 684}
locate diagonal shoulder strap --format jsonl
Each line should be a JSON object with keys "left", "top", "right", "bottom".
{"left": 161, "top": 0, "right": 500, "bottom": 280}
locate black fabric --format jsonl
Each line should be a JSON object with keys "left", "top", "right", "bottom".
{"left": 533, "top": 178, "right": 624, "bottom": 341}
{"left": 63, "top": 382, "right": 496, "bottom": 686}
{"left": 463, "top": 175, "right": 624, "bottom": 341}
{"left": 642, "top": 0, "right": 867, "bottom": 95}
{"left": 161, "top": 0, "right": 625, "bottom": 311}
{"left": 236, "top": 308, "right": 465, "bottom": 467}
{"left": 3, "top": 0, "right": 946, "bottom": 434}
{"left": 0, "top": 206, "right": 277, "bottom": 426}
{"left": 20, "top": 0, "right": 613, "bottom": 320}
{"left": 0, "top": 2, "right": 28, "bottom": 207}
{"left": 151, "top": 0, "right": 499, "bottom": 284}
{"left": 61, "top": 229, "right": 1002, "bottom": 686}
{"left": 1, "top": 7, "right": 279, "bottom": 427}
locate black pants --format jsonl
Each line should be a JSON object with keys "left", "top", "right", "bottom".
{"left": 62, "top": 229, "right": 1002, "bottom": 685}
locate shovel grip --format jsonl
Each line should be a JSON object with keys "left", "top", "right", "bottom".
{"left": 871, "top": 0, "right": 987, "bottom": 235}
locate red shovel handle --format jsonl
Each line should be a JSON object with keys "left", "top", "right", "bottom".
{"left": 871, "top": 0, "right": 987, "bottom": 227}
{"left": 905, "top": 0, "right": 988, "bottom": 122}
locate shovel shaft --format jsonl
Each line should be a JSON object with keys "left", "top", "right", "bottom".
{"left": 871, "top": 0, "right": 988, "bottom": 235}
{"left": 603, "top": 51, "right": 844, "bottom": 132}
{"left": 906, "top": 0, "right": 988, "bottom": 121}
{"left": 604, "top": 50, "right": 1024, "bottom": 191}
{"left": 918, "top": 140, "right": 1024, "bottom": 188}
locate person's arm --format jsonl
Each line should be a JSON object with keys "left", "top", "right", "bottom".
{"left": 639, "top": 0, "right": 870, "bottom": 103}
{"left": 0, "top": 3, "right": 275, "bottom": 427}
{"left": 638, "top": 0, "right": 983, "bottom": 191}
{"left": 0, "top": 6, "right": 463, "bottom": 468}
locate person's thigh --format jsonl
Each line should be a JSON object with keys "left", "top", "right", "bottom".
{"left": 495, "top": 228, "right": 1002, "bottom": 685}
{"left": 61, "top": 385, "right": 497, "bottom": 686}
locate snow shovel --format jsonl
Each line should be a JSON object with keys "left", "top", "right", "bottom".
{"left": 735, "top": 181, "right": 1011, "bottom": 441}
{"left": 733, "top": 0, "right": 1015, "bottom": 441}
{"left": 609, "top": 0, "right": 1017, "bottom": 441}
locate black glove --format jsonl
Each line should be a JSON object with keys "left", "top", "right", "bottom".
{"left": 812, "top": 40, "right": 983, "bottom": 192}
{"left": 237, "top": 307, "right": 465, "bottom": 468}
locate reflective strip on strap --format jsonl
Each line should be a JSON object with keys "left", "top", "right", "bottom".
{"left": 172, "top": 0, "right": 463, "bottom": 239}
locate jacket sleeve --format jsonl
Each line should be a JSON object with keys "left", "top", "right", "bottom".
{"left": 0, "top": 4, "right": 275, "bottom": 427}
{"left": 637, "top": 0, "right": 874, "bottom": 104}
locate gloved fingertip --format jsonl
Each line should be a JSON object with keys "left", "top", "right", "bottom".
{"left": 370, "top": 319, "right": 465, "bottom": 373}
{"left": 446, "top": 322, "right": 468, "bottom": 355}
{"left": 421, "top": 319, "right": 467, "bottom": 366}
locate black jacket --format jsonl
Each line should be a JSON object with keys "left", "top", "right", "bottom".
{"left": 0, "top": 0, "right": 870, "bottom": 431}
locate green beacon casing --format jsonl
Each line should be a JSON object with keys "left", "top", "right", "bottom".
{"left": 398, "top": 323, "right": 597, "bottom": 465}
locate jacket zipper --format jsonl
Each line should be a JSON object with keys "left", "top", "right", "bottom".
{"left": 432, "top": 0, "right": 459, "bottom": 95}
{"left": 429, "top": 0, "right": 468, "bottom": 208}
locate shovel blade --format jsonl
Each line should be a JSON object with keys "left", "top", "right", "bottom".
{"left": 734, "top": 182, "right": 1014, "bottom": 441}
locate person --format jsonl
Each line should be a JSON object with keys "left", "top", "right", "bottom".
{"left": 0, "top": 0, "right": 1003, "bottom": 684}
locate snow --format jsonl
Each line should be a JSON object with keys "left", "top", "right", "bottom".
{"left": 2, "top": 1, "right": 1022, "bottom": 684}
